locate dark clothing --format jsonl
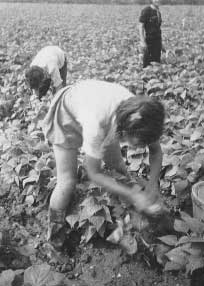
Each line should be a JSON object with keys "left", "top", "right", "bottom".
{"left": 59, "top": 57, "right": 67, "bottom": 87}
{"left": 139, "top": 6, "right": 162, "bottom": 41}
{"left": 143, "top": 39, "right": 162, "bottom": 68}
{"left": 139, "top": 6, "right": 162, "bottom": 67}
{"left": 39, "top": 57, "right": 67, "bottom": 98}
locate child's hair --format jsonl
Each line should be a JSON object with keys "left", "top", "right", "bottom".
{"left": 25, "top": 66, "right": 45, "bottom": 90}
{"left": 25, "top": 66, "right": 51, "bottom": 99}
{"left": 116, "top": 96, "right": 165, "bottom": 145}
{"left": 38, "top": 78, "right": 51, "bottom": 100}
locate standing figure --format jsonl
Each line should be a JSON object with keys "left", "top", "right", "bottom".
{"left": 25, "top": 46, "right": 67, "bottom": 99}
{"left": 42, "top": 79, "right": 165, "bottom": 252}
{"left": 139, "top": 0, "right": 165, "bottom": 68}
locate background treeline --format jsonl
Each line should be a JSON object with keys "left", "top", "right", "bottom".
{"left": 0, "top": 0, "right": 203, "bottom": 4}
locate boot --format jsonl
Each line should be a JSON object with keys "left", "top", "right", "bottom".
{"left": 47, "top": 208, "right": 67, "bottom": 251}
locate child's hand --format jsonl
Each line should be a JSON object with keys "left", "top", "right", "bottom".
{"left": 130, "top": 185, "right": 163, "bottom": 216}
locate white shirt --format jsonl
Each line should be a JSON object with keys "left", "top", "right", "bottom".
{"left": 31, "top": 46, "right": 65, "bottom": 88}
{"left": 65, "top": 80, "right": 133, "bottom": 159}
{"left": 44, "top": 80, "right": 134, "bottom": 159}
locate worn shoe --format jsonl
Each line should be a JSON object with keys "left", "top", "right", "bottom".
{"left": 47, "top": 208, "right": 67, "bottom": 251}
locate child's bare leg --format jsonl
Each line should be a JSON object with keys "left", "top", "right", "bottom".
{"left": 50, "top": 145, "right": 78, "bottom": 210}
{"left": 48, "top": 145, "right": 78, "bottom": 250}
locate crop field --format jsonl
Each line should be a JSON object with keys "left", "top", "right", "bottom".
{"left": 1, "top": 3, "right": 204, "bottom": 286}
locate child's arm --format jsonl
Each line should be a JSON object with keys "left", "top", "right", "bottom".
{"left": 85, "top": 155, "right": 133, "bottom": 200}
{"left": 49, "top": 65, "right": 63, "bottom": 93}
{"left": 85, "top": 154, "right": 163, "bottom": 215}
{"left": 139, "top": 23, "right": 147, "bottom": 50}
{"left": 138, "top": 7, "right": 148, "bottom": 50}
{"left": 146, "top": 141, "right": 162, "bottom": 196}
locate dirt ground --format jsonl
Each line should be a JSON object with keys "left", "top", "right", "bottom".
{"left": 0, "top": 208, "right": 194, "bottom": 286}
{"left": 73, "top": 240, "right": 191, "bottom": 286}
{"left": 0, "top": 178, "right": 202, "bottom": 286}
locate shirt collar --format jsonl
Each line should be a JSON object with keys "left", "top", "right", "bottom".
{"left": 150, "top": 4, "right": 159, "bottom": 11}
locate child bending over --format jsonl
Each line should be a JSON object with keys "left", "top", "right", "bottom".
{"left": 42, "top": 79, "right": 165, "bottom": 251}
{"left": 25, "top": 46, "right": 67, "bottom": 99}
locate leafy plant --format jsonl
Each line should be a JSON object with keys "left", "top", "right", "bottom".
{"left": 66, "top": 188, "right": 113, "bottom": 243}
{"left": 155, "top": 211, "right": 204, "bottom": 274}
{"left": 1, "top": 3, "right": 204, "bottom": 285}
{"left": 0, "top": 264, "right": 71, "bottom": 286}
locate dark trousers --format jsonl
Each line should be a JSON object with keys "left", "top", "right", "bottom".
{"left": 59, "top": 57, "right": 67, "bottom": 87}
{"left": 143, "top": 39, "right": 162, "bottom": 68}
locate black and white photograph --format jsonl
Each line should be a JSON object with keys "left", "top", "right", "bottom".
{"left": 0, "top": 0, "right": 203, "bottom": 285}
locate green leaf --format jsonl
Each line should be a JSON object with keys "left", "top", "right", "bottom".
{"left": 177, "top": 236, "right": 190, "bottom": 245}
{"left": 165, "top": 165, "right": 178, "bottom": 178}
{"left": 87, "top": 182, "right": 101, "bottom": 190}
{"left": 89, "top": 215, "right": 105, "bottom": 231}
{"left": 155, "top": 244, "right": 171, "bottom": 265}
{"left": 24, "top": 263, "right": 68, "bottom": 286}
{"left": 15, "top": 163, "right": 23, "bottom": 175}
{"left": 158, "top": 235, "right": 178, "bottom": 246}
{"left": 190, "top": 130, "right": 202, "bottom": 141}
{"left": 7, "top": 157, "right": 18, "bottom": 168}
{"left": 180, "top": 154, "right": 194, "bottom": 168}
{"left": 180, "top": 211, "right": 191, "bottom": 219}
{"left": 66, "top": 214, "right": 80, "bottom": 228}
{"left": 79, "top": 197, "right": 103, "bottom": 221}
{"left": 165, "top": 247, "right": 188, "bottom": 266}
{"left": 186, "top": 256, "right": 204, "bottom": 274}
{"left": 0, "top": 178, "right": 10, "bottom": 197}
{"left": 0, "top": 99, "right": 15, "bottom": 119}
{"left": 101, "top": 206, "right": 112, "bottom": 223}
{"left": 186, "top": 161, "right": 201, "bottom": 173}
{"left": 129, "top": 159, "right": 142, "bottom": 172}
{"left": 34, "top": 142, "right": 50, "bottom": 153}
{"left": 30, "top": 130, "right": 44, "bottom": 140}
{"left": 17, "top": 243, "right": 37, "bottom": 257}
{"left": 24, "top": 264, "right": 51, "bottom": 286}
{"left": 112, "top": 204, "right": 125, "bottom": 217}
{"left": 35, "top": 159, "right": 46, "bottom": 171}
{"left": 84, "top": 225, "right": 97, "bottom": 243}
{"left": 194, "top": 153, "right": 204, "bottom": 169}
{"left": 78, "top": 219, "right": 88, "bottom": 228}
{"left": 98, "top": 223, "right": 106, "bottom": 237}
{"left": 107, "top": 220, "right": 123, "bottom": 244}
{"left": 0, "top": 269, "right": 15, "bottom": 286}
{"left": 164, "top": 261, "right": 184, "bottom": 271}
{"left": 160, "top": 180, "right": 171, "bottom": 191}
{"left": 182, "top": 216, "right": 204, "bottom": 234}
{"left": 22, "top": 176, "right": 39, "bottom": 188}
{"left": 174, "top": 219, "right": 189, "bottom": 233}
{"left": 80, "top": 196, "right": 97, "bottom": 207}
{"left": 25, "top": 195, "right": 35, "bottom": 206}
